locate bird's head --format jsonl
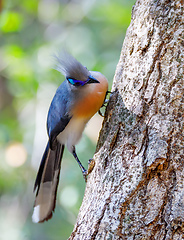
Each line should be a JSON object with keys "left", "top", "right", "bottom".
{"left": 55, "top": 51, "right": 100, "bottom": 87}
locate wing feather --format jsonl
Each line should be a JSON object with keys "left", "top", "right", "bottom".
{"left": 47, "top": 80, "right": 72, "bottom": 149}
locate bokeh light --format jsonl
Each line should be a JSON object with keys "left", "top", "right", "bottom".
{"left": 5, "top": 142, "right": 27, "bottom": 167}
{"left": 60, "top": 186, "right": 79, "bottom": 208}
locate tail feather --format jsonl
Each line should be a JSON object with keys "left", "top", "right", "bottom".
{"left": 33, "top": 143, "right": 49, "bottom": 192}
{"left": 32, "top": 142, "right": 64, "bottom": 223}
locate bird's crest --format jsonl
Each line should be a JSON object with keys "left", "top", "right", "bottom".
{"left": 55, "top": 51, "right": 90, "bottom": 82}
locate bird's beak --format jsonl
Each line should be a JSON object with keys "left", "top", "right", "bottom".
{"left": 87, "top": 76, "right": 100, "bottom": 84}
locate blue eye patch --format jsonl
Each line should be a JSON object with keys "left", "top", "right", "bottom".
{"left": 67, "top": 75, "right": 99, "bottom": 86}
{"left": 67, "top": 78, "right": 88, "bottom": 86}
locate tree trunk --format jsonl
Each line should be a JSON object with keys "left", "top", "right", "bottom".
{"left": 69, "top": 0, "right": 184, "bottom": 239}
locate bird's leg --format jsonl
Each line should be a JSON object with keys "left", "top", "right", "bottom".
{"left": 72, "top": 147, "right": 87, "bottom": 182}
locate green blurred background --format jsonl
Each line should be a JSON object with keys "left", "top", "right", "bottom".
{"left": 0, "top": 0, "right": 135, "bottom": 239}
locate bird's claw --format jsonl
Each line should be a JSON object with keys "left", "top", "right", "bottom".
{"left": 98, "top": 91, "right": 113, "bottom": 117}
{"left": 98, "top": 99, "right": 109, "bottom": 117}
{"left": 82, "top": 159, "right": 96, "bottom": 182}
{"left": 98, "top": 109, "right": 104, "bottom": 117}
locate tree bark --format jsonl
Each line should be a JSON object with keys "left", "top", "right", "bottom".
{"left": 69, "top": 0, "right": 184, "bottom": 239}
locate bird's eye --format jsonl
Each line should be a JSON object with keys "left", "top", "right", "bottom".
{"left": 67, "top": 78, "right": 86, "bottom": 86}
{"left": 73, "top": 81, "right": 81, "bottom": 86}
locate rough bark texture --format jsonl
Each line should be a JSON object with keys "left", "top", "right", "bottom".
{"left": 69, "top": 0, "right": 184, "bottom": 239}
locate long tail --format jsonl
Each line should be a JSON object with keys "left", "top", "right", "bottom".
{"left": 32, "top": 142, "right": 64, "bottom": 223}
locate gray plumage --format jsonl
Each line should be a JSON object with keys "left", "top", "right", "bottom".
{"left": 55, "top": 51, "right": 90, "bottom": 81}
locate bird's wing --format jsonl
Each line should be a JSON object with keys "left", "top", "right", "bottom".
{"left": 47, "top": 80, "right": 72, "bottom": 150}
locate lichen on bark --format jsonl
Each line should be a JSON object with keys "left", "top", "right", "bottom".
{"left": 69, "top": 0, "right": 184, "bottom": 239}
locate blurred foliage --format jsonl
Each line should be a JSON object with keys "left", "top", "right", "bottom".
{"left": 0, "top": 0, "right": 135, "bottom": 239}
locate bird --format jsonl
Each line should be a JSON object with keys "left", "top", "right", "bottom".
{"left": 32, "top": 51, "right": 108, "bottom": 223}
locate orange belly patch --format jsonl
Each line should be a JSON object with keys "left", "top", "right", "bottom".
{"left": 72, "top": 90, "right": 106, "bottom": 119}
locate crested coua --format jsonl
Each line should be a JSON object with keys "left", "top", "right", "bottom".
{"left": 32, "top": 52, "right": 108, "bottom": 223}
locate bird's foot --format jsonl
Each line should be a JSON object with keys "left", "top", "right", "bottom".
{"left": 98, "top": 99, "right": 109, "bottom": 117}
{"left": 98, "top": 91, "right": 113, "bottom": 117}
{"left": 82, "top": 169, "right": 88, "bottom": 183}
{"left": 81, "top": 159, "right": 96, "bottom": 182}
